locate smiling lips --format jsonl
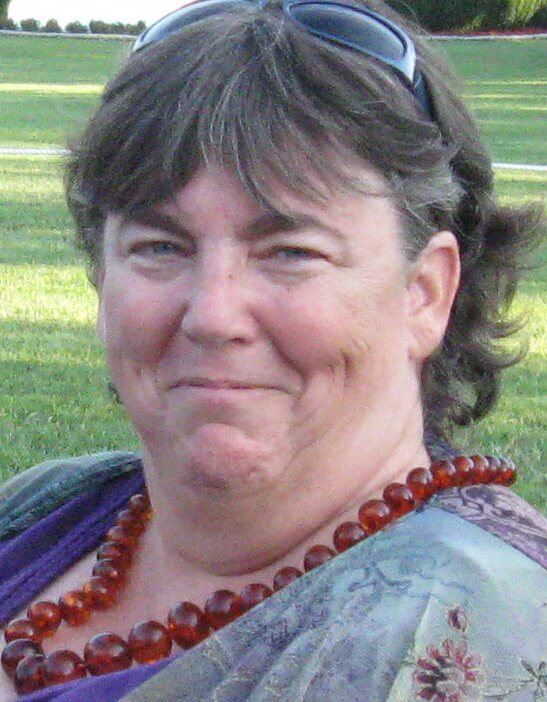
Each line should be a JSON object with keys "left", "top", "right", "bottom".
{"left": 171, "top": 377, "right": 278, "bottom": 391}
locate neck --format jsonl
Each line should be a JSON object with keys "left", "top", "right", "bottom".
{"left": 140, "top": 428, "right": 430, "bottom": 583}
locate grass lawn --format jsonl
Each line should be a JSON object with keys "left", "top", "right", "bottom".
{"left": 0, "top": 35, "right": 545, "bottom": 510}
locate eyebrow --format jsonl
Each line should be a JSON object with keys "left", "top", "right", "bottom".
{"left": 120, "top": 210, "right": 189, "bottom": 238}
{"left": 120, "top": 208, "right": 344, "bottom": 241}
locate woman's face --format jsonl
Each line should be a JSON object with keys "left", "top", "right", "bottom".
{"left": 99, "top": 164, "right": 450, "bottom": 500}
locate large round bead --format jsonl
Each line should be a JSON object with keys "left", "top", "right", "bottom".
{"left": 333, "top": 521, "right": 367, "bottom": 552}
{"left": 204, "top": 590, "right": 242, "bottom": 630}
{"left": 453, "top": 456, "right": 474, "bottom": 486}
{"left": 406, "top": 467, "right": 435, "bottom": 501}
{"left": 58, "top": 591, "right": 91, "bottom": 627}
{"left": 84, "top": 632, "right": 132, "bottom": 675}
{"left": 430, "top": 460, "right": 457, "bottom": 489}
{"left": 116, "top": 509, "right": 146, "bottom": 536}
{"left": 167, "top": 602, "right": 210, "bottom": 649}
{"left": 43, "top": 650, "right": 87, "bottom": 686}
{"left": 470, "top": 455, "right": 489, "bottom": 483}
{"left": 358, "top": 499, "right": 392, "bottom": 534}
{"left": 27, "top": 601, "right": 62, "bottom": 638}
{"left": 92, "top": 558, "right": 127, "bottom": 586}
{"left": 485, "top": 456, "right": 501, "bottom": 482}
{"left": 96, "top": 542, "right": 132, "bottom": 568}
{"left": 496, "top": 457, "right": 517, "bottom": 485}
{"left": 83, "top": 577, "right": 118, "bottom": 609}
{"left": 128, "top": 493, "right": 151, "bottom": 518}
{"left": 105, "top": 525, "right": 138, "bottom": 552}
{"left": 382, "top": 483, "right": 415, "bottom": 518}
{"left": 14, "top": 653, "right": 45, "bottom": 695}
{"left": 272, "top": 566, "right": 302, "bottom": 591}
{"left": 128, "top": 620, "right": 172, "bottom": 664}
{"left": 3, "top": 618, "right": 40, "bottom": 643}
{"left": 240, "top": 583, "right": 273, "bottom": 612}
{"left": 1, "top": 639, "right": 43, "bottom": 678}
{"left": 303, "top": 545, "right": 335, "bottom": 572}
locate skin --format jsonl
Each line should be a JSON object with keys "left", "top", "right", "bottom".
{"left": 0, "top": 164, "right": 459, "bottom": 696}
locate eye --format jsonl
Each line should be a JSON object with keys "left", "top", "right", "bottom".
{"left": 147, "top": 241, "right": 180, "bottom": 255}
{"left": 271, "top": 246, "right": 323, "bottom": 261}
{"left": 131, "top": 240, "right": 185, "bottom": 257}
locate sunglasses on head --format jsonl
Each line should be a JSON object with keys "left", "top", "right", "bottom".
{"left": 134, "top": 0, "right": 434, "bottom": 120}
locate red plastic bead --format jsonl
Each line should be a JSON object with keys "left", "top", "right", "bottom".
{"left": 485, "top": 456, "right": 501, "bottom": 482}
{"left": 4, "top": 618, "right": 41, "bottom": 643}
{"left": 43, "top": 650, "right": 87, "bottom": 686}
{"left": 453, "top": 456, "right": 474, "bottom": 486}
{"left": 105, "top": 525, "right": 137, "bottom": 551}
{"left": 406, "top": 467, "right": 435, "bottom": 501}
{"left": 128, "top": 493, "right": 151, "bottom": 517}
{"left": 92, "top": 558, "right": 127, "bottom": 585}
{"left": 96, "top": 542, "right": 132, "bottom": 568}
{"left": 303, "top": 544, "right": 335, "bottom": 572}
{"left": 84, "top": 632, "right": 132, "bottom": 675}
{"left": 204, "top": 590, "right": 242, "bottom": 630}
{"left": 333, "top": 521, "right": 367, "bottom": 552}
{"left": 83, "top": 577, "right": 118, "bottom": 609}
{"left": 470, "top": 455, "right": 489, "bottom": 483}
{"left": 358, "top": 499, "right": 392, "bottom": 534}
{"left": 167, "top": 602, "right": 210, "bottom": 649}
{"left": 495, "top": 457, "right": 516, "bottom": 485}
{"left": 27, "top": 601, "right": 62, "bottom": 638}
{"left": 240, "top": 583, "right": 273, "bottom": 612}
{"left": 382, "top": 483, "right": 415, "bottom": 518}
{"left": 116, "top": 509, "right": 146, "bottom": 536}
{"left": 14, "top": 653, "right": 45, "bottom": 695}
{"left": 272, "top": 566, "right": 303, "bottom": 591}
{"left": 430, "top": 460, "right": 457, "bottom": 489}
{"left": 128, "top": 620, "right": 172, "bottom": 664}
{"left": 58, "top": 591, "right": 92, "bottom": 627}
{"left": 1, "top": 639, "right": 43, "bottom": 678}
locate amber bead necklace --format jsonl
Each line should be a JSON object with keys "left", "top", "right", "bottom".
{"left": 2, "top": 454, "right": 516, "bottom": 696}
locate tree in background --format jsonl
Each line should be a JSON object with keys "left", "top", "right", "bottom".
{"left": 0, "top": 0, "right": 10, "bottom": 22}
{"left": 42, "top": 18, "right": 62, "bottom": 33}
{"left": 388, "top": 0, "right": 547, "bottom": 29}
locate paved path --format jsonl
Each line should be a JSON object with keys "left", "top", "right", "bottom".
{"left": 0, "top": 147, "right": 546, "bottom": 171}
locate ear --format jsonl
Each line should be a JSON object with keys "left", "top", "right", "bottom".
{"left": 406, "top": 231, "right": 460, "bottom": 361}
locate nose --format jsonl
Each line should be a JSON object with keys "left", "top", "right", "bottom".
{"left": 179, "top": 256, "right": 256, "bottom": 347}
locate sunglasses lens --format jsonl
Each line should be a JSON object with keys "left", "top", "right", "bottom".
{"left": 285, "top": 2, "right": 413, "bottom": 83}
{"left": 135, "top": 0, "right": 245, "bottom": 50}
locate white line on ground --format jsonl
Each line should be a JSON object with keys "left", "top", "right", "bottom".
{"left": 0, "top": 148, "right": 546, "bottom": 171}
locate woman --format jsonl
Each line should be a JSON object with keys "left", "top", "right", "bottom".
{"left": 0, "top": 0, "right": 545, "bottom": 699}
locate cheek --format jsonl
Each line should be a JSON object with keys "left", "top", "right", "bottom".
{"left": 270, "top": 277, "right": 409, "bottom": 386}
{"left": 264, "top": 288, "right": 362, "bottom": 377}
{"left": 101, "top": 276, "right": 180, "bottom": 364}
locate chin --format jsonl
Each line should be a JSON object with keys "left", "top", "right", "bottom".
{"left": 167, "top": 422, "right": 282, "bottom": 492}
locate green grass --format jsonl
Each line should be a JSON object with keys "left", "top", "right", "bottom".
{"left": 440, "top": 39, "right": 547, "bottom": 163}
{"left": 0, "top": 36, "right": 545, "bottom": 511}
{"left": 0, "top": 35, "right": 130, "bottom": 148}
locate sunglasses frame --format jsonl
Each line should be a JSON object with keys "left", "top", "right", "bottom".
{"left": 133, "top": 0, "right": 433, "bottom": 119}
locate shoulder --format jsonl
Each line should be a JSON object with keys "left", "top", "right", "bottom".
{"left": 0, "top": 451, "right": 142, "bottom": 541}
{"left": 432, "top": 483, "right": 547, "bottom": 568}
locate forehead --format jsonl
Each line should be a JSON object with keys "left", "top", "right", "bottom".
{"left": 155, "top": 161, "right": 394, "bottom": 223}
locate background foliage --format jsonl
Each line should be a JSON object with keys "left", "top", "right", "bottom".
{"left": 387, "top": 0, "right": 547, "bottom": 30}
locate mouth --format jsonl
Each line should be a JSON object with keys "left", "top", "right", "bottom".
{"left": 171, "top": 378, "right": 278, "bottom": 391}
